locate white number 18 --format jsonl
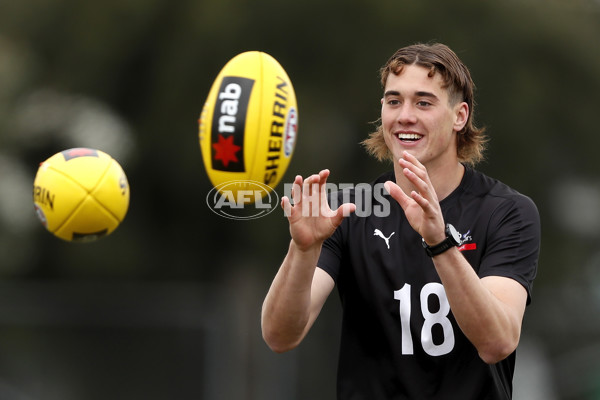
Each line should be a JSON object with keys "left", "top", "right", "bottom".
{"left": 393, "top": 282, "right": 455, "bottom": 356}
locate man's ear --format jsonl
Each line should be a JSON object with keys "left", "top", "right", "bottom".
{"left": 454, "top": 102, "right": 469, "bottom": 132}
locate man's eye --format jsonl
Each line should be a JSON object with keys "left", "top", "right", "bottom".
{"left": 417, "top": 101, "right": 431, "bottom": 107}
{"left": 387, "top": 99, "right": 400, "bottom": 105}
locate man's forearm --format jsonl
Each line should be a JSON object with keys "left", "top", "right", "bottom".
{"left": 432, "top": 248, "right": 527, "bottom": 364}
{"left": 261, "top": 240, "right": 322, "bottom": 352}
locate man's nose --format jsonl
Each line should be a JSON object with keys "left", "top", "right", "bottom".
{"left": 397, "top": 104, "right": 417, "bottom": 124}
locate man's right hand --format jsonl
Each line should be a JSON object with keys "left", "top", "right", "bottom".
{"left": 281, "top": 169, "right": 356, "bottom": 252}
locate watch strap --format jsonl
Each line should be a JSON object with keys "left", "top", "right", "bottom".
{"left": 422, "top": 237, "right": 455, "bottom": 257}
{"left": 422, "top": 224, "right": 460, "bottom": 257}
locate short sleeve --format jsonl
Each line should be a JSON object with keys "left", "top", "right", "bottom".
{"left": 479, "top": 194, "right": 541, "bottom": 304}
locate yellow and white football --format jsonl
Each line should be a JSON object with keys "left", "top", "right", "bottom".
{"left": 198, "top": 51, "right": 298, "bottom": 201}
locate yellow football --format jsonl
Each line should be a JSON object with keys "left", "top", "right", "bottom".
{"left": 199, "top": 51, "right": 298, "bottom": 202}
{"left": 33, "top": 148, "right": 130, "bottom": 242}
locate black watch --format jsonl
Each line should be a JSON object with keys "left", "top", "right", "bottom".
{"left": 422, "top": 224, "right": 461, "bottom": 257}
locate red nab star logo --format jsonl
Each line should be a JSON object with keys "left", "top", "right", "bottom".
{"left": 212, "top": 134, "right": 241, "bottom": 167}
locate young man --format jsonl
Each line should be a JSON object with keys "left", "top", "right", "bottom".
{"left": 261, "top": 43, "right": 540, "bottom": 399}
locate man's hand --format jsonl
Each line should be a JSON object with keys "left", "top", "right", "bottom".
{"left": 384, "top": 152, "right": 446, "bottom": 245}
{"left": 282, "top": 170, "right": 356, "bottom": 251}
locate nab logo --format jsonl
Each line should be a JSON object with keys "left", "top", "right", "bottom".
{"left": 206, "top": 180, "right": 279, "bottom": 220}
{"left": 211, "top": 77, "right": 254, "bottom": 172}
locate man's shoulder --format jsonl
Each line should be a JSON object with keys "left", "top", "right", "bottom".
{"left": 465, "top": 168, "right": 539, "bottom": 215}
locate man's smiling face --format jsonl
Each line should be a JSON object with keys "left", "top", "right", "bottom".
{"left": 380, "top": 64, "right": 468, "bottom": 170}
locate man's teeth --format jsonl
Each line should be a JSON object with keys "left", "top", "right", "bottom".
{"left": 398, "top": 133, "right": 422, "bottom": 141}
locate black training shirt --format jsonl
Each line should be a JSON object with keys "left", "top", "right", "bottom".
{"left": 318, "top": 167, "right": 540, "bottom": 400}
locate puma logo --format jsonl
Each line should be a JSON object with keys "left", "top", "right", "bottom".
{"left": 374, "top": 229, "right": 395, "bottom": 249}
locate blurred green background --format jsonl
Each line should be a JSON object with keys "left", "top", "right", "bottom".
{"left": 1, "top": 0, "right": 599, "bottom": 398}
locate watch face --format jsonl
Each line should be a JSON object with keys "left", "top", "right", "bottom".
{"left": 447, "top": 224, "right": 461, "bottom": 245}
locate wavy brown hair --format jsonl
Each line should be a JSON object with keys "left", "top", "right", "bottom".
{"left": 362, "top": 43, "right": 487, "bottom": 166}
